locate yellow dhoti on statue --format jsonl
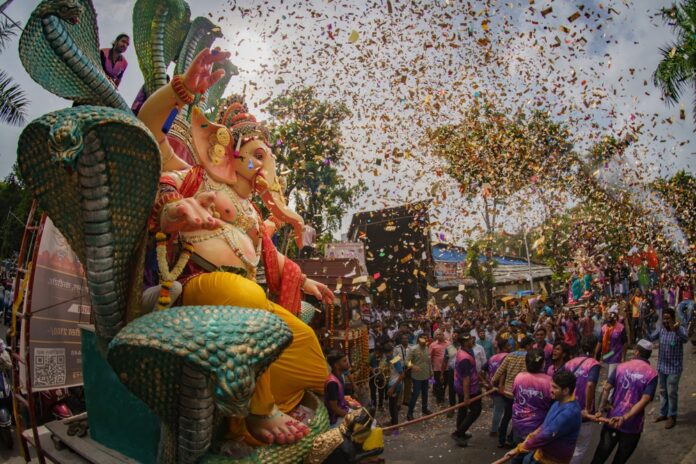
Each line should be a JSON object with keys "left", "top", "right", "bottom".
{"left": 183, "top": 271, "right": 328, "bottom": 417}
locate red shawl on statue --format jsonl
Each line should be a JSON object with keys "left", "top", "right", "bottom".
{"left": 262, "top": 230, "right": 303, "bottom": 315}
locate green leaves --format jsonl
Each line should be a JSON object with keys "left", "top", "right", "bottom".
{"left": 0, "top": 17, "right": 27, "bottom": 126}
{"left": 0, "top": 17, "right": 19, "bottom": 53}
{"left": 0, "top": 70, "right": 28, "bottom": 126}
{"left": 427, "top": 99, "right": 575, "bottom": 201}
{"left": 654, "top": 1, "right": 696, "bottom": 122}
{"left": 267, "top": 87, "right": 363, "bottom": 241}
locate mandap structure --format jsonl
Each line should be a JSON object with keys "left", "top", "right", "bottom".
{"left": 14, "top": 0, "right": 384, "bottom": 463}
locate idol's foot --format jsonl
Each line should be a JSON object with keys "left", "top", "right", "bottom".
{"left": 246, "top": 406, "right": 310, "bottom": 445}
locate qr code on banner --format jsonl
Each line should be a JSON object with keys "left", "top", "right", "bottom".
{"left": 33, "top": 348, "right": 66, "bottom": 388}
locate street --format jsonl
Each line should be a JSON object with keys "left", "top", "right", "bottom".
{"left": 1, "top": 325, "right": 695, "bottom": 463}
{"left": 381, "top": 346, "right": 696, "bottom": 464}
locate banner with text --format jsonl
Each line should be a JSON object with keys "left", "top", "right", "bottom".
{"left": 28, "top": 216, "right": 91, "bottom": 391}
{"left": 325, "top": 242, "right": 367, "bottom": 274}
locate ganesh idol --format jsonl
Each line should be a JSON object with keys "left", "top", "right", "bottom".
{"left": 137, "top": 48, "right": 334, "bottom": 446}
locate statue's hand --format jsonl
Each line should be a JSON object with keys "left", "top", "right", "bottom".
{"left": 183, "top": 47, "right": 231, "bottom": 94}
{"left": 161, "top": 192, "right": 221, "bottom": 233}
{"left": 302, "top": 278, "right": 335, "bottom": 306}
{"left": 263, "top": 216, "right": 284, "bottom": 236}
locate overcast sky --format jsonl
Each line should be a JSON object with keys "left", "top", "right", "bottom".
{"left": 1, "top": 0, "right": 694, "bottom": 245}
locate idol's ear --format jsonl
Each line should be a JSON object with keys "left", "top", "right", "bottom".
{"left": 255, "top": 151, "right": 305, "bottom": 248}
{"left": 190, "top": 107, "right": 236, "bottom": 184}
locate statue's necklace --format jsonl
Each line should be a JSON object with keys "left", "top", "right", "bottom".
{"left": 203, "top": 174, "right": 259, "bottom": 233}
{"left": 199, "top": 174, "right": 261, "bottom": 276}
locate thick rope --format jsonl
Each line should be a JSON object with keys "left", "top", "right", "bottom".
{"left": 381, "top": 389, "right": 495, "bottom": 432}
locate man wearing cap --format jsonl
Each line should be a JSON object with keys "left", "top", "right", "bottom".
{"left": 590, "top": 339, "right": 658, "bottom": 464}
{"left": 595, "top": 304, "right": 627, "bottom": 379}
{"left": 647, "top": 308, "right": 688, "bottom": 429}
{"left": 406, "top": 334, "right": 433, "bottom": 421}
{"left": 492, "top": 336, "right": 534, "bottom": 448}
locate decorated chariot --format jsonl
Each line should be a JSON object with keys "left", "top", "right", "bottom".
{"left": 14, "top": 0, "right": 384, "bottom": 463}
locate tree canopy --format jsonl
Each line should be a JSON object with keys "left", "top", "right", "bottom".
{"left": 0, "top": 166, "right": 33, "bottom": 260}
{"left": 653, "top": 0, "right": 696, "bottom": 123}
{"left": 427, "top": 99, "right": 574, "bottom": 199}
{"left": 427, "top": 98, "right": 575, "bottom": 235}
{"left": 267, "top": 87, "right": 365, "bottom": 242}
{"left": 0, "top": 16, "right": 28, "bottom": 126}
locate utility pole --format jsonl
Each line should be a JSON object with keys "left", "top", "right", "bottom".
{"left": 0, "top": 0, "right": 14, "bottom": 14}
{"left": 522, "top": 225, "right": 534, "bottom": 292}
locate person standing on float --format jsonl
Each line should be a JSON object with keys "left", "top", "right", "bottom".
{"left": 100, "top": 34, "right": 129, "bottom": 88}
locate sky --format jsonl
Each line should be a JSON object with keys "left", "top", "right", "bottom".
{"left": 1, "top": 0, "right": 694, "bottom": 246}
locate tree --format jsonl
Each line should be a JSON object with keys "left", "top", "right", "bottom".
{"left": 0, "top": 15, "right": 28, "bottom": 126}
{"left": 0, "top": 165, "right": 33, "bottom": 259}
{"left": 652, "top": 170, "right": 696, "bottom": 246}
{"left": 535, "top": 202, "right": 638, "bottom": 281}
{"left": 526, "top": 133, "right": 668, "bottom": 282}
{"left": 427, "top": 98, "right": 574, "bottom": 237}
{"left": 653, "top": 0, "right": 696, "bottom": 123}
{"left": 464, "top": 242, "right": 495, "bottom": 309}
{"left": 267, "top": 87, "right": 365, "bottom": 247}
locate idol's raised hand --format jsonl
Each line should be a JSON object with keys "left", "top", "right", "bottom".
{"left": 183, "top": 47, "right": 231, "bottom": 94}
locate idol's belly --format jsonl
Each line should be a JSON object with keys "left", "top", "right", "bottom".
{"left": 181, "top": 226, "right": 258, "bottom": 269}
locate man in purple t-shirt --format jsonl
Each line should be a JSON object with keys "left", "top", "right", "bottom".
{"left": 324, "top": 350, "right": 351, "bottom": 426}
{"left": 511, "top": 348, "right": 553, "bottom": 448}
{"left": 532, "top": 327, "right": 553, "bottom": 372}
{"left": 590, "top": 339, "right": 658, "bottom": 464}
{"left": 567, "top": 335, "right": 601, "bottom": 464}
{"left": 451, "top": 334, "right": 482, "bottom": 447}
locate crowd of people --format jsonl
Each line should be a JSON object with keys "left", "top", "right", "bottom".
{"left": 325, "top": 276, "right": 694, "bottom": 464}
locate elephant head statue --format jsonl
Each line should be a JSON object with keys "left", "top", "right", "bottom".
{"left": 189, "top": 98, "right": 306, "bottom": 248}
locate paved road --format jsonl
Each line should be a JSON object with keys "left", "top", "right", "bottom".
{"left": 382, "top": 346, "right": 696, "bottom": 464}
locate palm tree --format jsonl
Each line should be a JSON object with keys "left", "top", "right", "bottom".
{"left": 0, "top": 14, "right": 28, "bottom": 126}
{"left": 653, "top": 0, "right": 696, "bottom": 123}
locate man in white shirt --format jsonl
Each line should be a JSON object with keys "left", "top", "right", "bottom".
{"left": 486, "top": 324, "right": 497, "bottom": 343}
{"left": 299, "top": 224, "right": 316, "bottom": 258}
{"left": 472, "top": 337, "right": 487, "bottom": 373}
{"left": 442, "top": 321, "right": 453, "bottom": 342}
{"left": 442, "top": 303, "right": 452, "bottom": 321}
